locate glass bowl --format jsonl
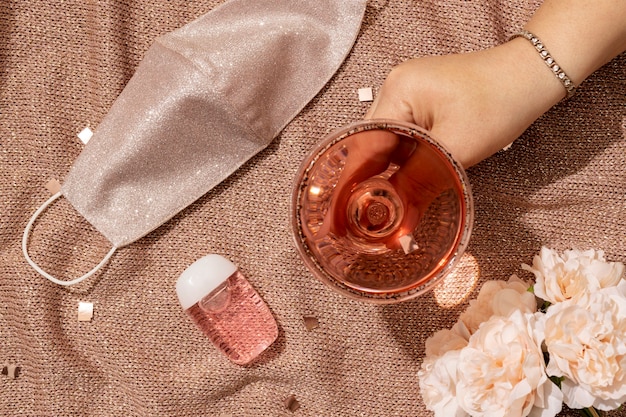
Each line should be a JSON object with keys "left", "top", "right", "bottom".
{"left": 291, "top": 120, "right": 473, "bottom": 303}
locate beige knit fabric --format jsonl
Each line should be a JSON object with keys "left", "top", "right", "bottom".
{"left": 1, "top": 1, "right": 624, "bottom": 416}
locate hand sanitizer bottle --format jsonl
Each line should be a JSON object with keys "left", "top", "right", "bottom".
{"left": 176, "top": 255, "right": 278, "bottom": 365}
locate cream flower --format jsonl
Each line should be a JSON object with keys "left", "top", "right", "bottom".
{"left": 424, "top": 321, "right": 470, "bottom": 359}
{"left": 522, "top": 247, "right": 625, "bottom": 304}
{"left": 459, "top": 275, "right": 536, "bottom": 334}
{"left": 419, "top": 318, "right": 471, "bottom": 416}
{"left": 419, "top": 321, "right": 471, "bottom": 416}
{"left": 541, "top": 281, "right": 626, "bottom": 411}
{"left": 419, "top": 350, "right": 470, "bottom": 417}
{"left": 455, "top": 311, "right": 562, "bottom": 417}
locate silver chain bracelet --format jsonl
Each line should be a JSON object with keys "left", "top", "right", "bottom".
{"left": 510, "top": 29, "right": 577, "bottom": 99}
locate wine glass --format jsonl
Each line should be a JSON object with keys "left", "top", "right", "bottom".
{"left": 291, "top": 120, "right": 473, "bottom": 303}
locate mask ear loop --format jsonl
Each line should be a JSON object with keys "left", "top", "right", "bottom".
{"left": 22, "top": 191, "right": 118, "bottom": 286}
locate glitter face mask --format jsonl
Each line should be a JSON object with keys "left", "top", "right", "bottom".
{"left": 22, "top": 0, "right": 367, "bottom": 286}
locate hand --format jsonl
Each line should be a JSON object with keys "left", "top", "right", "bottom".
{"left": 365, "top": 43, "right": 564, "bottom": 168}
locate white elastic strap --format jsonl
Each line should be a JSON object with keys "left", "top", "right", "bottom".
{"left": 22, "top": 191, "right": 117, "bottom": 286}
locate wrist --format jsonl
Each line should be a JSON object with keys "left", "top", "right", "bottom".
{"left": 474, "top": 39, "right": 564, "bottom": 132}
{"left": 510, "top": 30, "right": 576, "bottom": 100}
{"left": 524, "top": 0, "right": 626, "bottom": 86}
{"left": 414, "top": 42, "right": 567, "bottom": 167}
{"left": 443, "top": 41, "right": 564, "bottom": 167}
{"left": 495, "top": 39, "right": 565, "bottom": 111}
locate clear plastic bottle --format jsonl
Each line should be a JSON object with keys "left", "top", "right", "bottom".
{"left": 176, "top": 255, "right": 278, "bottom": 365}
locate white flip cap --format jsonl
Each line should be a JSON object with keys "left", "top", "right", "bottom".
{"left": 176, "top": 254, "right": 237, "bottom": 310}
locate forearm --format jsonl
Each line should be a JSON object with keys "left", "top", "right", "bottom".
{"left": 523, "top": 0, "right": 626, "bottom": 88}
{"left": 460, "top": 0, "right": 626, "bottom": 165}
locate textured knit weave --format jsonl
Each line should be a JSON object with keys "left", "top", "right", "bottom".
{"left": 1, "top": 1, "right": 624, "bottom": 416}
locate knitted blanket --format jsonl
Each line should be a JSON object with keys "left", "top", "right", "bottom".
{"left": 1, "top": 1, "right": 624, "bottom": 415}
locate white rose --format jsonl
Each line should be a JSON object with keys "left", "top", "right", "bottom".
{"left": 424, "top": 322, "right": 469, "bottom": 359}
{"left": 522, "top": 247, "right": 625, "bottom": 304}
{"left": 541, "top": 281, "right": 626, "bottom": 411}
{"left": 419, "top": 350, "right": 469, "bottom": 417}
{"left": 456, "top": 311, "right": 562, "bottom": 417}
{"left": 420, "top": 320, "right": 471, "bottom": 416}
{"left": 459, "top": 275, "right": 536, "bottom": 334}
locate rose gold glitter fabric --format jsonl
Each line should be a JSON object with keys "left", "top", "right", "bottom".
{"left": 1, "top": 1, "right": 624, "bottom": 416}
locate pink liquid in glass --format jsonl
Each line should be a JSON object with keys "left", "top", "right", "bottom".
{"left": 291, "top": 120, "right": 473, "bottom": 303}
{"left": 184, "top": 270, "right": 278, "bottom": 365}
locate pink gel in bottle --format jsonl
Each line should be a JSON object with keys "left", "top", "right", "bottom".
{"left": 176, "top": 255, "right": 278, "bottom": 365}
